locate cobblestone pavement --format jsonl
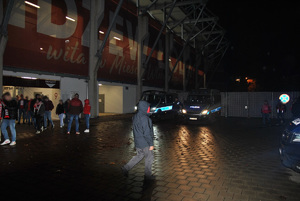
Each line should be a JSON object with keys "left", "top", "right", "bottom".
{"left": 0, "top": 116, "right": 300, "bottom": 201}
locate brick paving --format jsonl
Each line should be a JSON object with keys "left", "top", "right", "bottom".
{"left": 0, "top": 116, "right": 300, "bottom": 201}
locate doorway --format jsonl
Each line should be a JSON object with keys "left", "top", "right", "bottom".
{"left": 99, "top": 94, "right": 105, "bottom": 113}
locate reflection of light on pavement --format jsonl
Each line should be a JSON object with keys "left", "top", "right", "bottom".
{"left": 288, "top": 169, "right": 300, "bottom": 184}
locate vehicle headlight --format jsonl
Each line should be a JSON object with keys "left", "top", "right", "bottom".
{"left": 151, "top": 107, "right": 156, "bottom": 111}
{"left": 134, "top": 106, "right": 137, "bottom": 111}
{"left": 292, "top": 133, "right": 300, "bottom": 142}
{"left": 201, "top": 110, "right": 209, "bottom": 115}
{"left": 182, "top": 109, "right": 187, "bottom": 114}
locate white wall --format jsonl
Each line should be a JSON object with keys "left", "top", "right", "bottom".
{"left": 60, "top": 77, "right": 88, "bottom": 102}
{"left": 123, "top": 85, "right": 136, "bottom": 113}
{"left": 99, "top": 85, "right": 123, "bottom": 113}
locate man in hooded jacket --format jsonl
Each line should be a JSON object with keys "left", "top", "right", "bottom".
{"left": 122, "top": 101, "right": 155, "bottom": 180}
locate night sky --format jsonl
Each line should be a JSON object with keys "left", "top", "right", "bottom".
{"left": 207, "top": 0, "right": 300, "bottom": 91}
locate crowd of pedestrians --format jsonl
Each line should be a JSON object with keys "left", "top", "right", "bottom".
{"left": 0, "top": 92, "right": 91, "bottom": 146}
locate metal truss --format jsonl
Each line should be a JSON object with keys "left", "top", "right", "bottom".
{"left": 136, "top": 0, "right": 229, "bottom": 86}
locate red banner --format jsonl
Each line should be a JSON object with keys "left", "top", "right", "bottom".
{"left": 3, "top": 0, "right": 198, "bottom": 88}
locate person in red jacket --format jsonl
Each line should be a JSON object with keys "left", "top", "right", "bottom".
{"left": 261, "top": 100, "right": 271, "bottom": 126}
{"left": 83, "top": 99, "right": 91, "bottom": 133}
{"left": 67, "top": 93, "right": 83, "bottom": 135}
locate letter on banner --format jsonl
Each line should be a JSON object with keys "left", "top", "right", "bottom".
{"left": 37, "top": 0, "right": 77, "bottom": 38}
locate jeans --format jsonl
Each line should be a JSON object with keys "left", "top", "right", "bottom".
{"left": 64, "top": 113, "right": 69, "bottom": 124}
{"left": 29, "top": 111, "right": 36, "bottom": 128}
{"left": 277, "top": 113, "right": 285, "bottom": 124}
{"left": 262, "top": 113, "right": 270, "bottom": 125}
{"left": 36, "top": 115, "right": 43, "bottom": 131}
{"left": 123, "top": 146, "right": 154, "bottom": 177}
{"left": 85, "top": 114, "right": 90, "bottom": 129}
{"left": 44, "top": 111, "right": 54, "bottom": 127}
{"left": 1, "top": 119, "right": 17, "bottom": 142}
{"left": 68, "top": 114, "right": 79, "bottom": 132}
{"left": 18, "top": 109, "right": 26, "bottom": 123}
{"left": 59, "top": 113, "right": 64, "bottom": 127}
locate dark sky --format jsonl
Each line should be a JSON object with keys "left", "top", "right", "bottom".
{"left": 207, "top": 0, "right": 300, "bottom": 91}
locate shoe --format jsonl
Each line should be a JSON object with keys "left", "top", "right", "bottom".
{"left": 44, "top": 127, "right": 47, "bottom": 131}
{"left": 1, "top": 139, "right": 11, "bottom": 146}
{"left": 10, "top": 141, "right": 16, "bottom": 146}
{"left": 52, "top": 124, "right": 55, "bottom": 129}
{"left": 84, "top": 129, "right": 90, "bottom": 133}
{"left": 121, "top": 167, "right": 129, "bottom": 177}
{"left": 67, "top": 132, "right": 70, "bottom": 135}
{"left": 36, "top": 131, "right": 41, "bottom": 134}
{"left": 76, "top": 132, "right": 80, "bottom": 135}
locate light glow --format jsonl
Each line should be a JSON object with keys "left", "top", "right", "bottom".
{"left": 113, "top": 36, "right": 121, "bottom": 41}
{"left": 99, "top": 31, "right": 105, "bottom": 34}
{"left": 182, "top": 109, "right": 187, "bottom": 114}
{"left": 25, "top": 1, "right": 40, "bottom": 8}
{"left": 66, "top": 16, "right": 75, "bottom": 22}
{"left": 21, "top": 77, "right": 37, "bottom": 80}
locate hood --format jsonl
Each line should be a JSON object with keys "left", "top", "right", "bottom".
{"left": 137, "top": 101, "right": 150, "bottom": 114}
{"left": 84, "top": 99, "right": 90, "bottom": 104}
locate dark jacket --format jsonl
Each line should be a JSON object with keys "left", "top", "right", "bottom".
{"left": 30, "top": 98, "right": 37, "bottom": 112}
{"left": 18, "top": 99, "right": 28, "bottom": 110}
{"left": 64, "top": 101, "right": 70, "bottom": 113}
{"left": 69, "top": 98, "right": 83, "bottom": 115}
{"left": 34, "top": 103, "right": 45, "bottom": 116}
{"left": 2, "top": 99, "right": 18, "bottom": 120}
{"left": 56, "top": 104, "right": 65, "bottom": 115}
{"left": 133, "top": 101, "right": 154, "bottom": 149}
{"left": 44, "top": 100, "right": 54, "bottom": 111}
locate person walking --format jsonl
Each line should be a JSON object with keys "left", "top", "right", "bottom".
{"left": 0, "top": 92, "right": 18, "bottom": 146}
{"left": 121, "top": 101, "right": 155, "bottom": 180}
{"left": 261, "top": 100, "right": 271, "bottom": 126}
{"left": 56, "top": 100, "right": 65, "bottom": 128}
{"left": 26, "top": 98, "right": 33, "bottom": 125}
{"left": 17, "top": 94, "right": 27, "bottom": 124}
{"left": 67, "top": 93, "right": 83, "bottom": 135}
{"left": 34, "top": 98, "right": 45, "bottom": 134}
{"left": 43, "top": 96, "right": 54, "bottom": 129}
{"left": 83, "top": 99, "right": 91, "bottom": 133}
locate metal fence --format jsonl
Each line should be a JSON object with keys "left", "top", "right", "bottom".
{"left": 221, "top": 92, "right": 300, "bottom": 118}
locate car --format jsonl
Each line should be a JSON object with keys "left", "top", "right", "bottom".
{"left": 180, "top": 89, "right": 221, "bottom": 123}
{"left": 279, "top": 118, "right": 300, "bottom": 173}
{"left": 136, "top": 90, "right": 179, "bottom": 121}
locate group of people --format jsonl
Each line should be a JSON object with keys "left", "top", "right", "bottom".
{"left": 261, "top": 97, "right": 300, "bottom": 126}
{"left": 0, "top": 92, "right": 91, "bottom": 146}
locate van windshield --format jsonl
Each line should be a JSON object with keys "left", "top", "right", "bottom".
{"left": 141, "top": 94, "right": 163, "bottom": 105}
{"left": 187, "top": 95, "right": 211, "bottom": 104}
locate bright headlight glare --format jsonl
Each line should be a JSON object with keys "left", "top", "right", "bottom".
{"left": 292, "top": 133, "right": 300, "bottom": 142}
{"left": 182, "top": 109, "right": 187, "bottom": 114}
{"left": 134, "top": 106, "right": 137, "bottom": 111}
{"left": 151, "top": 107, "right": 156, "bottom": 111}
{"left": 201, "top": 110, "right": 209, "bottom": 115}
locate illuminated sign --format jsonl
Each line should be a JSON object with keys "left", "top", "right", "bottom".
{"left": 154, "top": 105, "right": 173, "bottom": 113}
{"left": 190, "top": 106, "right": 200, "bottom": 109}
{"left": 279, "top": 94, "right": 290, "bottom": 104}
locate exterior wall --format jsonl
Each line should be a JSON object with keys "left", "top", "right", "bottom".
{"left": 221, "top": 92, "right": 300, "bottom": 119}
{"left": 60, "top": 77, "right": 87, "bottom": 102}
{"left": 99, "top": 85, "right": 123, "bottom": 113}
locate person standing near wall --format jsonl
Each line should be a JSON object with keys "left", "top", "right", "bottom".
{"left": 17, "top": 94, "right": 27, "bottom": 124}
{"left": 64, "top": 99, "right": 70, "bottom": 124}
{"left": 121, "top": 101, "right": 155, "bottom": 180}
{"left": 43, "top": 96, "right": 54, "bottom": 129}
{"left": 261, "top": 100, "right": 271, "bottom": 126}
{"left": 276, "top": 101, "right": 286, "bottom": 125}
{"left": 67, "top": 94, "right": 83, "bottom": 135}
{"left": 30, "top": 94, "right": 41, "bottom": 129}
{"left": 34, "top": 98, "right": 45, "bottom": 134}
{"left": 0, "top": 92, "right": 18, "bottom": 146}
{"left": 83, "top": 99, "right": 91, "bottom": 133}
{"left": 56, "top": 100, "right": 65, "bottom": 128}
